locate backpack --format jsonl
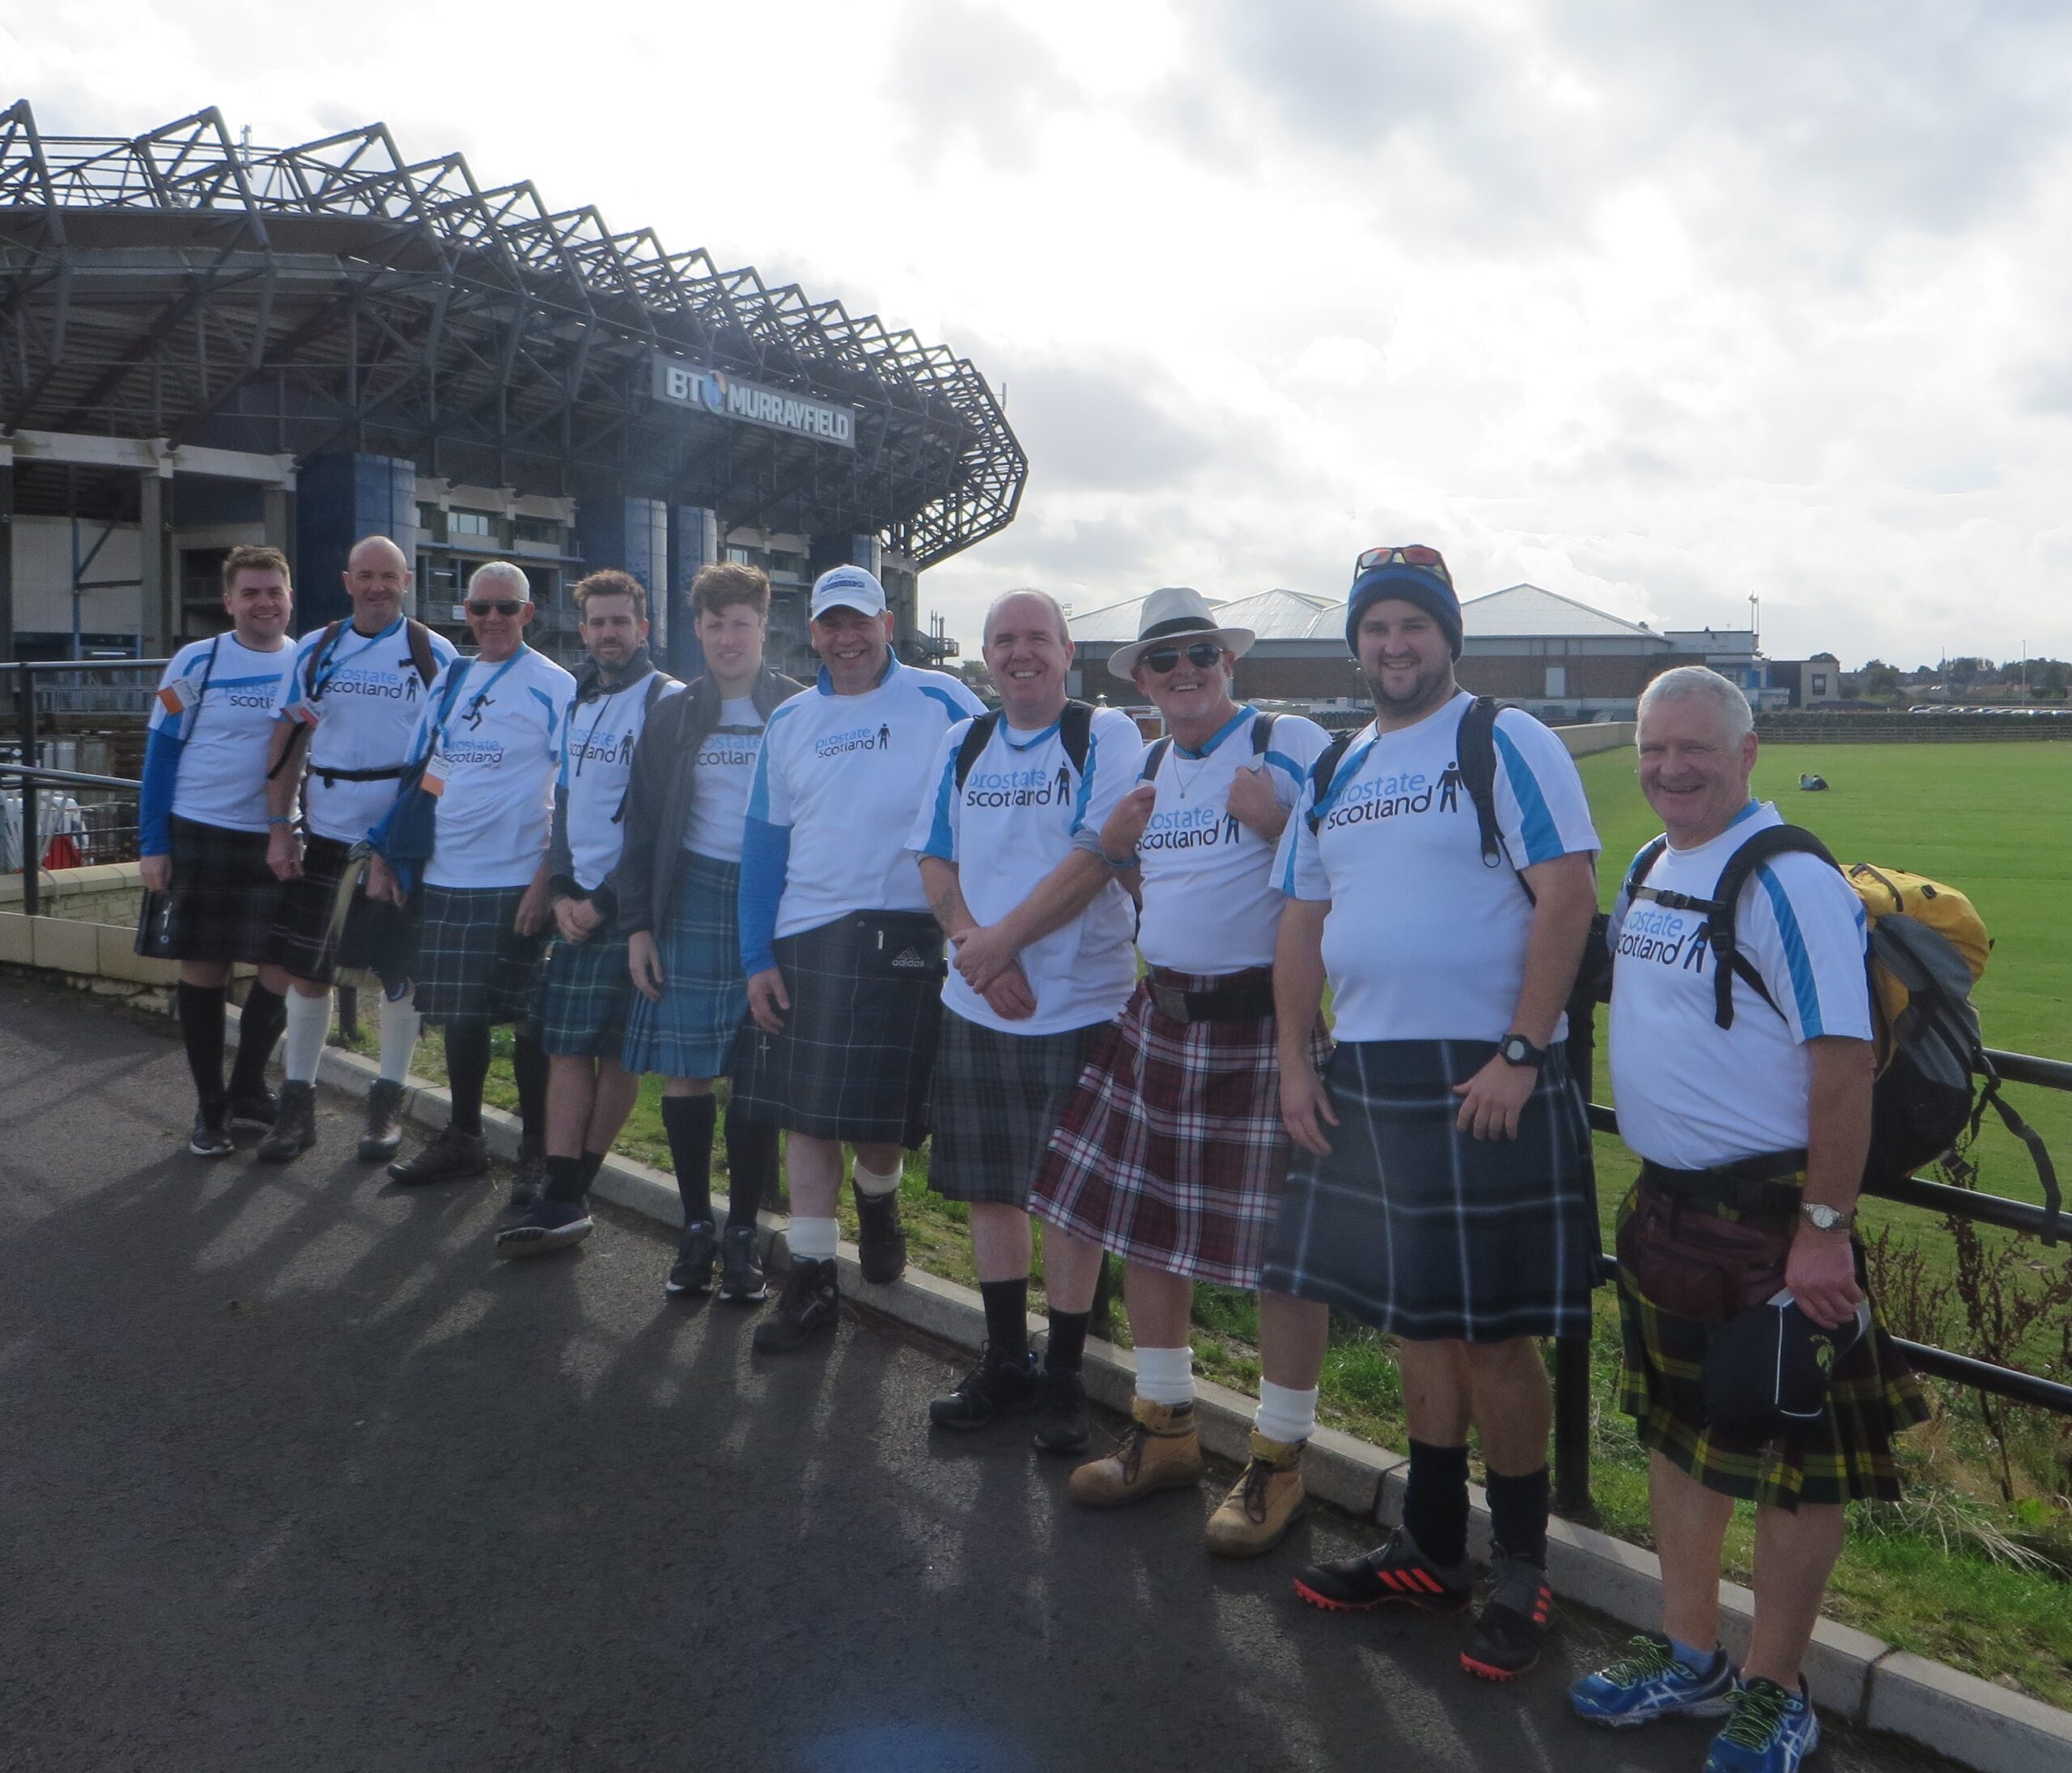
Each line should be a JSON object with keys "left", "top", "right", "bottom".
{"left": 1622, "top": 825, "right": 2059, "bottom": 1235}
{"left": 955, "top": 700, "right": 1095, "bottom": 791}
{"left": 1138, "top": 710, "right": 1277, "bottom": 783}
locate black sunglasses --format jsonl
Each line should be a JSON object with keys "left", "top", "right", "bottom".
{"left": 1140, "top": 640, "right": 1225, "bottom": 674}
{"left": 466, "top": 600, "right": 523, "bottom": 617}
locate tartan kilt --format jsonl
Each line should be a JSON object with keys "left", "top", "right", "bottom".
{"left": 535, "top": 913, "right": 635, "bottom": 1058}
{"left": 1028, "top": 977, "right": 1329, "bottom": 1287}
{"left": 621, "top": 852, "right": 747, "bottom": 1080}
{"left": 264, "top": 833, "right": 358, "bottom": 984}
{"left": 410, "top": 883, "right": 547, "bottom": 1026}
{"left": 1258, "top": 1039, "right": 1601, "bottom": 1342}
{"left": 135, "top": 816, "right": 282, "bottom": 965}
{"left": 928, "top": 1012, "right": 1105, "bottom": 1207}
{"left": 1614, "top": 1182, "right": 1930, "bottom": 1509}
{"left": 729, "top": 910, "right": 945, "bottom": 1148}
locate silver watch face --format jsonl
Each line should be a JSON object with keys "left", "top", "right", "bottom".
{"left": 1803, "top": 1203, "right": 1845, "bottom": 1231}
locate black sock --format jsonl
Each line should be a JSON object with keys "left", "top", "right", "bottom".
{"left": 444, "top": 1020, "right": 491, "bottom": 1135}
{"left": 662, "top": 1094, "right": 719, "bottom": 1225}
{"left": 1045, "top": 1308, "right": 1090, "bottom": 1376}
{"left": 176, "top": 982, "right": 227, "bottom": 1113}
{"left": 979, "top": 1278, "right": 1030, "bottom": 1363}
{"left": 227, "top": 982, "right": 286, "bottom": 1100}
{"left": 580, "top": 1151, "right": 606, "bottom": 1190}
{"left": 1403, "top": 1440, "right": 1472, "bottom": 1568}
{"left": 511, "top": 1033, "right": 547, "bottom": 1144}
{"left": 1485, "top": 1465, "right": 1551, "bottom": 1566}
{"left": 543, "top": 1154, "right": 587, "bottom": 1205}
{"left": 723, "top": 1102, "right": 776, "bottom": 1228}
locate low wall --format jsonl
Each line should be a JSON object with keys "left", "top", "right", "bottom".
{"left": 1552, "top": 719, "right": 1633, "bottom": 758}
{"left": 0, "top": 859, "right": 242, "bottom": 1009}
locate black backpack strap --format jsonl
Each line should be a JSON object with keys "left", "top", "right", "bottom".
{"left": 1304, "top": 732, "right": 1354, "bottom": 833}
{"left": 1059, "top": 700, "right": 1094, "bottom": 777}
{"left": 1623, "top": 834, "right": 1670, "bottom": 902}
{"left": 1139, "top": 736, "right": 1172, "bottom": 783}
{"left": 1704, "top": 824, "right": 1841, "bottom": 1030}
{"left": 953, "top": 710, "right": 1003, "bottom": 791}
{"left": 642, "top": 671, "right": 673, "bottom": 715}
{"left": 1455, "top": 695, "right": 1505, "bottom": 872}
{"left": 404, "top": 618, "right": 439, "bottom": 687}
{"left": 300, "top": 618, "right": 348, "bottom": 700}
{"left": 1250, "top": 710, "right": 1278, "bottom": 754}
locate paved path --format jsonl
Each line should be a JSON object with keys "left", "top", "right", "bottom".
{"left": 0, "top": 979, "right": 1956, "bottom": 1773}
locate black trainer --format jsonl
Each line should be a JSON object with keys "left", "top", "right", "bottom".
{"left": 358, "top": 1078, "right": 406, "bottom": 1163}
{"left": 387, "top": 1123, "right": 489, "bottom": 1186}
{"left": 853, "top": 1185, "right": 906, "bottom": 1285}
{"left": 1461, "top": 1551, "right": 1552, "bottom": 1681}
{"left": 751, "top": 1256, "right": 839, "bottom": 1351}
{"left": 718, "top": 1224, "right": 767, "bottom": 1303}
{"left": 255, "top": 1081, "right": 318, "bottom": 1164}
{"left": 1293, "top": 1525, "right": 1475, "bottom": 1616}
{"left": 665, "top": 1220, "right": 718, "bottom": 1296}
{"left": 227, "top": 1088, "right": 278, "bottom": 1131}
{"left": 189, "top": 1107, "right": 233, "bottom": 1159}
{"left": 929, "top": 1346, "right": 1040, "bottom": 1430}
{"left": 495, "top": 1195, "right": 593, "bottom": 1258}
{"left": 1031, "top": 1366, "right": 1093, "bottom": 1455}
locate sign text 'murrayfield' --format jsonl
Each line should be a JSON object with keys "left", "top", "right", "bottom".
{"left": 650, "top": 355, "right": 857, "bottom": 448}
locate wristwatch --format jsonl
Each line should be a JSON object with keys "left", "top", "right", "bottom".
{"left": 1497, "top": 1033, "right": 1548, "bottom": 1068}
{"left": 1800, "top": 1201, "right": 1857, "bottom": 1234}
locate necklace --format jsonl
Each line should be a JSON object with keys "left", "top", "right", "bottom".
{"left": 1170, "top": 749, "right": 1212, "bottom": 800}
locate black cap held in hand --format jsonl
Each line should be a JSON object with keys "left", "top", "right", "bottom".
{"left": 1700, "top": 1291, "right": 1871, "bottom": 1440}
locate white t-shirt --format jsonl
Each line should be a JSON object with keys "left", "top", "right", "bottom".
{"left": 406, "top": 647, "right": 577, "bottom": 890}
{"left": 1276, "top": 692, "right": 1601, "bottom": 1042}
{"left": 684, "top": 696, "right": 765, "bottom": 864}
{"left": 750, "top": 657, "right": 986, "bottom": 939}
{"left": 1135, "top": 706, "right": 1332, "bottom": 976}
{"left": 560, "top": 671, "right": 680, "bottom": 893}
{"left": 149, "top": 633, "right": 301, "bottom": 835}
{"left": 908, "top": 705, "right": 1142, "bottom": 1035}
{"left": 1607, "top": 801, "right": 1872, "bottom": 1170}
{"left": 286, "top": 617, "right": 458, "bottom": 844}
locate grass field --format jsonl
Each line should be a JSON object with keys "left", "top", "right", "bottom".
{"left": 369, "top": 739, "right": 2072, "bottom": 1706}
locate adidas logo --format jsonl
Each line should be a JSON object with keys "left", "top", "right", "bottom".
{"left": 890, "top": 947, "right": 928, "bottom": 969}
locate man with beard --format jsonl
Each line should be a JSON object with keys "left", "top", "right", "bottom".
{"left": 1263, "top": 545, "right": 1602, "bottom": 1681}
{"left": 496, "top": 570, "right": 677, "bottom": 1256}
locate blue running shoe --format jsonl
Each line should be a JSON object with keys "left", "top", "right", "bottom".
{"left": 1570, "top": 1634, "right": 1735, "bottom": 1728}
{"left": 1705, "top": 1678, "right": 1819, "bottom": 1773}
{"left": 493, "top": 1194, "right": 593, "bottom": 1259}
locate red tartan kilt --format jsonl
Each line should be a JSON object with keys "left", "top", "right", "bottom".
{"left": 1029, "top": 976, "right": 1326, "bottom": 1287}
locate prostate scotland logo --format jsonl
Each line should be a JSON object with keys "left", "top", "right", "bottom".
{"left": 963, "top": 763, "right": 1075, "bottom": 810}
{"left": 815, "top": 723, "right": 894, "bottom": 759}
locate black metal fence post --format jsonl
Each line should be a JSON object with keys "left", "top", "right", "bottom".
{"left": 17, "top": 666, "right": 40, "bottom": 916}
{"left": 1552, "top": 1334, "right": 1597, "bottom": 1521}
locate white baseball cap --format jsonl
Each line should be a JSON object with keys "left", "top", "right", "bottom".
{"left": 810, "top": 564, "right": 888, "bottom": 621}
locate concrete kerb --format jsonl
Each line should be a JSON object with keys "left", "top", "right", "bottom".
{"left": 224, "top": 1007, "right": 2072, "bottom": 1773}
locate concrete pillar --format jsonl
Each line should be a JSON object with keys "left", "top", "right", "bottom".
{"left": 667, "top": 504, "right": 718, "bottom": 680}
{"left": 138, "top": 470, "right": 176, "bottom": 655}
{"left": 0, "top": 458, "right": 14, "bottom": 664}
{"left": 574, "top": 494, "right": 669, "bottom": 658}
{"left": 295, "top": 453, "right": 418, "bottom": 634}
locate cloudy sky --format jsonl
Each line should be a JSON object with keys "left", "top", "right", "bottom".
{"left": 9, "top": 0, "right": 2072, "bottom": 665}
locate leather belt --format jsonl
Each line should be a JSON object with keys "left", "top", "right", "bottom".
{"left": 1146, "top": 965, "right": 1276, "bottom": 1024}
{"left": 1639, "top": 1149, "right": 1808, "bottom": 1218}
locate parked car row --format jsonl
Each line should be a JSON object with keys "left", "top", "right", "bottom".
{"left": 1907, "top": 703, "right": 2072, "bottom": 717}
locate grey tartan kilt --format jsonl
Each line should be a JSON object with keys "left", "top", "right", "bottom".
{"left": 135, "top": 816, "right": 282, "bottom": 964}
{"left": 535, "top": 912, "right": 634, "bottom": 1058}
{"left": 927, "top": 1011, "right": 1105, "bottom": 1207}
{"left": 264, "top": 833, "right": 359, "bottom": 984}
{"left": 1258, "top": 1038, "right": 1602, "bottom": 1342}
{"left": 729, "top": 910, "right": 945, "bottom": 1149}
{"left": 621, "top": 852, "right": 748, "bottom": 1080}
{"left": 410, "top": 883, "right": 547, "bottom": 1027}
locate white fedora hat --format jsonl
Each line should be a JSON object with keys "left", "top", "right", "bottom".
{"left": 1107, "top": 586, "right": 1257, "bottom": 681}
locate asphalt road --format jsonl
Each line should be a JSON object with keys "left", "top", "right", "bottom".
{"left": 0, "top": 978, "right": 1960, "bottom": 1773}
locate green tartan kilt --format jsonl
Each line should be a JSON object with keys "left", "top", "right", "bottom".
{"left": 1614, "top": 1182, "right": 1931, "bottom": 1510}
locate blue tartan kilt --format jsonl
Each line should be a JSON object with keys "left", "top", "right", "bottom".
{"left": 620, "top": 851, "right": 749, "bottom": 1080}
{"left": 535, "top": 913, "right": 635, "bottom": 1058}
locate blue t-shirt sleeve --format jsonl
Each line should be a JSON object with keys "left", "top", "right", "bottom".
{"left": 1492, "top": 712, "right": 1600, "bottom": 867}
{"left": 911, "top": 724, "right": 964, "bottom": 862}
{"left": 1740, "top": 855, "right": 1873, "bottom": 1044}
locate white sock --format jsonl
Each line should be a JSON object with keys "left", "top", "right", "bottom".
{"left": 789, "top": 1215, "right": 839, "bottom": 1262}
{"left": 1134, "top": 1345, "right": 1195, "bottom": 1407}
{"left": 282, "top": 990, "right": 332, "bottom": 1084}
{"left": 1255, "top": 1380, "right": 1318, "bottom": 1446}
{"left": 377, "top": 990, "right": 420, "bottom": 1084}
{"left": 851, "top": 1156, "right": 902, "bottom": 1198}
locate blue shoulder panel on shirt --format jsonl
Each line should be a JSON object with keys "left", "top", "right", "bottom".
{"left": 1070, "top": 732, "right": 1099, "bottom": 833}
{"left": 1490, "top": 724, "right": 1563, "bottom": 864}
{"left": 923, "top": 746, "right": 958, "bottom": 860}
{"left": 1263, "top": 749, "right": 1306, "bottom": 786}
{"left": 1754, "top": 863, "right": 1826, "bottom": 1038}
{"left": 916, "top": 683, "right": 974, "bottom": 723}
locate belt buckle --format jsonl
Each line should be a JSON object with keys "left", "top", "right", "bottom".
{"left": 1149, "top": 982, "right": 1190, "bottom": 1022}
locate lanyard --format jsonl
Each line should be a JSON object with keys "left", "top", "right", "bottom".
{"left": 572, "top": 685, "right": 627, "bottom": 779}
{"left": 433, "top": 647, "right": 526, "bottom": 753}
{"left": 312, "top": 617, "right": 401, "bottom": 700}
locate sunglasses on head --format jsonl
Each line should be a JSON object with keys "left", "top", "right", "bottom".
{"left": 1355, "top": 544, "right": 1452, "bottom": 587}
{"left": 1140, "top": 640, "right": 1225, "bottom": 674}
{"left": 466, "top": 600, "right": 523, "bottom": 617}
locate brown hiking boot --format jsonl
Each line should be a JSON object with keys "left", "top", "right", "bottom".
{"left": 1068, "top": 1398, "right": 1204, "bottom": 1508}
{"left": 1205, "top": 1430, "right": 1307, "bottom": 1558}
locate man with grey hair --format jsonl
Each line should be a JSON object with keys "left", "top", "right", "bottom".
{"left": 1570, "top": 664, "right": 1924, "bottom": 1772}
{"left": 907, "top": 587, "right": 1143, "bottom": 1449}
{"left": 367, "top": 561, "right": 575, "bottom": 1190}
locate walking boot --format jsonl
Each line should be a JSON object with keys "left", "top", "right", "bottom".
{"left": 1067, "top": 1398, "right": 1204, "bottom": 1508}
{"left": 255, "top": 1081, "right": 319, "bottom": 1164}
{"left": 387, "top": 1123, "right": 488, "bottom": 1186}
{"left": 752, "top": 1256, "right": 839, "bottom": 1352}
{"left": 853, "top": 1183, "right": 907, "bottom": 1285}
{"left": 358, "top": 1078, "right": 407, "bottom": 1163}
{"left": 1205, "top": 1430, "right": 1307, "bottom": 1558}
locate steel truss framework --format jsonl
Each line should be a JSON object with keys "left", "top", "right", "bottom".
{"left": 0, "top": 101, "right": 1025, "bottom": 565}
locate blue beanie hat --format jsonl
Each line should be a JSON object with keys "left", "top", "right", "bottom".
{"left": 1344, "top": 560, "right": 1463, "bottom": 659}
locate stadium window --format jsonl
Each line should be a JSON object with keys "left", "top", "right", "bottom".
{"left": 724, "top": 545, "right": 758, "bottom": 567}
{"left": 1545, "top": 666, "right": 1567, "bottom": 698}
{"left": 514, "top": 515, "right": 563, "bottom": 545}
{"left": 449, "top": 509, "right": 496, "bottom": 538}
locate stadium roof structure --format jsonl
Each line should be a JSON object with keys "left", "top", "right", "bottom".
{"left": 1460, "top": 583, "right": 1664, "bottom": 642}
{"left": 0, "top": 101, "right": 1024, "bottom": 565}
{"left": 1068, "top": 587, "right": 1342, "bottom": 645}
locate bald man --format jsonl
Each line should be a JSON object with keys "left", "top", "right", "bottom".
{"left": 258, "top": 536, "right": 456, "bottom": 1164}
